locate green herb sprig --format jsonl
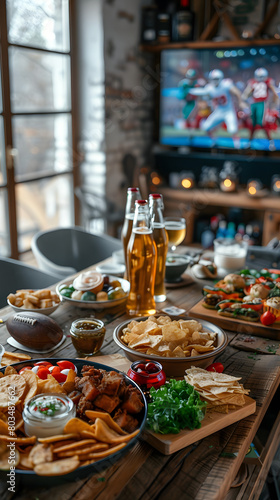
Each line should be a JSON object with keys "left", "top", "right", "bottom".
{"left": 146, "top": 379, "right": 206, "bottom": 435}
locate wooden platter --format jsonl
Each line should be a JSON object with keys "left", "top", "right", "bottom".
{"left": 84, "top": 353, "right": 256, "bottom": 456}
{"left": 143, "top": 395, "right": 256, "bottom": 455}
{"left": 189, "top": 299, "right": 280, "bottom": 340}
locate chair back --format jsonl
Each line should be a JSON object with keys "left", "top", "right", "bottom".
{"left": 245, "top": 246, "right": 280, "bottom": 270}
{"left": 31, "top": 226, "right": 122, "bottom": 278}
{"left": 0, "top": 257, "right": 57, "bottom": 309}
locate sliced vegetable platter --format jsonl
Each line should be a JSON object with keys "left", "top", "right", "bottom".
{"left": 189, "top": 268, "right": 280, "bottom": 339}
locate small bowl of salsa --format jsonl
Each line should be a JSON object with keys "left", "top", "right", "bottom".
{"left": 70, "top": 318, "right": 106, "bottom": 356}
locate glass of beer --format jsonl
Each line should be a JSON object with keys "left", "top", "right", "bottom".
{"left": 164, "top": 217, "right": 186, "bottom": 252}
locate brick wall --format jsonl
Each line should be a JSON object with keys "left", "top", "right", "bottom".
{"left": 103, "top": 0, "right": 155, "bottom": 209}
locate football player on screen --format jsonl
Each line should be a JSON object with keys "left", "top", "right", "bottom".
{"left": 242, "top": 67, "right": 280, "bottom": 150}
{"left": 189, "top": 69, "right": 246, "bottom": 146}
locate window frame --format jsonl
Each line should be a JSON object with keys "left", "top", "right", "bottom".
{"left": 0, "top": 0, "right": 80, "bottom": 259}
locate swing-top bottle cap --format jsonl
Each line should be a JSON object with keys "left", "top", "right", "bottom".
{"left": 149, "top": 193, "right": 162, "bottom": 199}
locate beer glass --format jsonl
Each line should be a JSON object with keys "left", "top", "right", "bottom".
{"left": 126, "top": 200, "right": 157, "bottom": 317}
{"left": 164, "top": 217, "right": 186, "bottom": 252}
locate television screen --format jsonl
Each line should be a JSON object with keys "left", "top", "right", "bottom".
{"left": 159, "top": 45, "right": 280, "bottom": 151}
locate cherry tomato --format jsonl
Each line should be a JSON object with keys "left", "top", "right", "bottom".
{"left": 19, "top": 366, "right": 33, "bottom": 374}
{"left": 34, "top": 361, "right": 53, "bottom": 368}
{"left": 37, "top": 367, "right": 50, "bottom": 380}
{"left": 206, "top": 362, "right": 224, "bottom": 373}
{"left": 57, "top": 360, "right": 76, "bottom": 371}
{"left": 260, "top": 311, "right": 276, "bottom": 326}
{"left": 51, "top": 372, "right": 67, "bottom": 383}
{"left": 50, "top": 366, "right": 61, "bottom": 375}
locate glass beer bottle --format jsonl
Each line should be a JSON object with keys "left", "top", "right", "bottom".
{"left": 126, "top": 200, "right": 157, "bottom": 317}
{"left": 121, "top": 187, "right": 141, "bottom": 278}
{"left": 149, "top": 193, "right": 169, "bottom": 302}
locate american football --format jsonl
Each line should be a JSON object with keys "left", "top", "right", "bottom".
{"left": 6, "top": 312, "right": 63, "bottom": 350}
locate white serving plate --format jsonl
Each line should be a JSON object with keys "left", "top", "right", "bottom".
{"left": 56, "top": 275, "right": 130, "bottom": 309}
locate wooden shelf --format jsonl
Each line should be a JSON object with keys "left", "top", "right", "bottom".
{"left": 161, "top": 187, "right": 280, "bottom": 245}
{"left": 140, "top": 38, "right": 280, "bottom": 53}
{"left": 161, "top": 187, "right": 280, "bottom": 211}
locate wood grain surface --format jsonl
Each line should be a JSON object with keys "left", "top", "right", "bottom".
{"left": 1, "top": 261, "right": 280, "bottom": 500}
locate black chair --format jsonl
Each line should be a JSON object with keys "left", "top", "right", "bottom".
{"left": 0, "top": 256, "right": 58, "bottom": 309}
{"left": 245, "top": 245, "right": 280, "bottom": 270}
{"left": 31, "top": 226, "right": 122, "bottom": 279}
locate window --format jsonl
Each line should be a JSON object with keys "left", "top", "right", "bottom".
{"left": 0, "top": 0, "right": 76, "bottom": 258}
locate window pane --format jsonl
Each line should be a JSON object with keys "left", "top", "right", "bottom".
{"left": 0, "top": 118, "right": 6, "bottom": 185}
{"left": 0, "top": 66, "right": 2, "bottom": 113}
{"left": 10, "top": 47, "right": 71, "bottom": 112}
{"left": 7, "top": 0, "right": 70, "bottom": 52}
{"left": 12, "top": 114, "right": 72, "bottom": 179}
{"left": 0, "top": 189, "right": 10, "bottom": 257}
{"left": 16, "top": 175, "right": 74, "bottom": 252}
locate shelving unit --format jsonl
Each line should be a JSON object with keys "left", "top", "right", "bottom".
{"left": 140, "top": 38, "right": 280, "bottom": 52}
{"left": 161, "top": 187, "right": 280, "bottom": 245}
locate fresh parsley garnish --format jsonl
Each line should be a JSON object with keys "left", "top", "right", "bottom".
{"left": 146, "top": 379, "right": 206, "bottom": 434}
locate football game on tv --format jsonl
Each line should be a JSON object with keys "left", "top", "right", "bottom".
{"left": 159, "top": 45, "right": 280, "bottom": 151}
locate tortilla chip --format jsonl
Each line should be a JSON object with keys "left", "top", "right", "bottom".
{"left": 94, "top": 418, "right": 139, "bottom": 444}
{"left": 34, "top": 456, "right": 80, "bottom": 476}
{"left": 0, "top": 374, "right": 26, "bottom": 408}
{"left": 37, "top": 375, "right": 66, "bottom": 394}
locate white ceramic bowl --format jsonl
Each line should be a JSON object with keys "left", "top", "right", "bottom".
{"left": 95, "top": 263, "right": 126, "bottom": 277}
{"left": 112, "top": 249, "right": 125, "bottom": 265}
{"left": 7, "top": 296, "right": 61, "bottom": 316}
{"left": 114, "top": 315, "right": 228, "bottom": 377}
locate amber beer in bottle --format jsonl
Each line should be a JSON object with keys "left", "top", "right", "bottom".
{"left": 121, "top": 187, "right": 141, "bottom": 278}
{"left": 126, "top": 200, "right": 157, "bottom": 317}
{"left": 149, "top": 193, "right": 168, "bottom": 302}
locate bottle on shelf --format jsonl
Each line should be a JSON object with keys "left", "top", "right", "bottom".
{"left": 157, "top": 9, "right": 171, "bottom": 44}
{"left": 235, "top": 224, "right": 245, "bottom": 243}
{"left": 149, "top": 193, "right": 169, "bottom": 302}
{"left": 121, "top": 187, "right": 141, "bottom": 278}
{"left": 172, "top": 0, "right": 195, "bottom": 42}
{"left": 226, "top": 222, "right": 236, "bottom": 239}
{"left": 201, "top": 226, "right": 215, "bottom": 249}
{"left": 216, "top": 220, "right": 227, "bottom": 239}
{"left": 141, "top": 5, "right": 158, "bottom": 44}
{"left": 126, "top": 200, "right": 157, "bottom": 317}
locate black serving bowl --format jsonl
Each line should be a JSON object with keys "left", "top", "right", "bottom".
{"left": 0, "top": 358, "right": 147, "bottom": 487}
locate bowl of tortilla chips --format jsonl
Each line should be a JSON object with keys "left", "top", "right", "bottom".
{"left": 113, "top": 314, "right": 227, "bottom": 377}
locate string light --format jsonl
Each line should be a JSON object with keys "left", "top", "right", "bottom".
{"left": 271, "top": 175, "right": 280, "bottom": 194}
{"left": 179, "top": 171, "right": 195, "bottom": 189}
{"left": 247, "top": 179, "right": 263, "bottom": 197}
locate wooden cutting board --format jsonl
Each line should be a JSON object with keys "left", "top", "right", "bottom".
{"left": 189, "top": 299, "right": 280, "bottom": 340}
{"left": 142, "top": 395, "right": 256, "bottom": 455}
{"left": 83, "top": 353, "right": 256, "bottom": 456}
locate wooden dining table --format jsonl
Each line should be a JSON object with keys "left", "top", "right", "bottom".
{"left": 1, "top": 261, "right": 280, "bottom": 500}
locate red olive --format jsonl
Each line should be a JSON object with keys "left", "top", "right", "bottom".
{"left": 137, "top": 369, "right": 147, "bottom": 375}
{"left": 145, "top": 362, "right": 158, "bottom": 373}
{"left": 135, "top": 363, "right": 145, "bottom": 371}
{"left": 103, "top": 275, "right": 110, "bottom": 285}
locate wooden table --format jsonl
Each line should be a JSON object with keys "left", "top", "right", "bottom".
{"left": 1, "top": 267, "right": 280, "bottom": 500}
